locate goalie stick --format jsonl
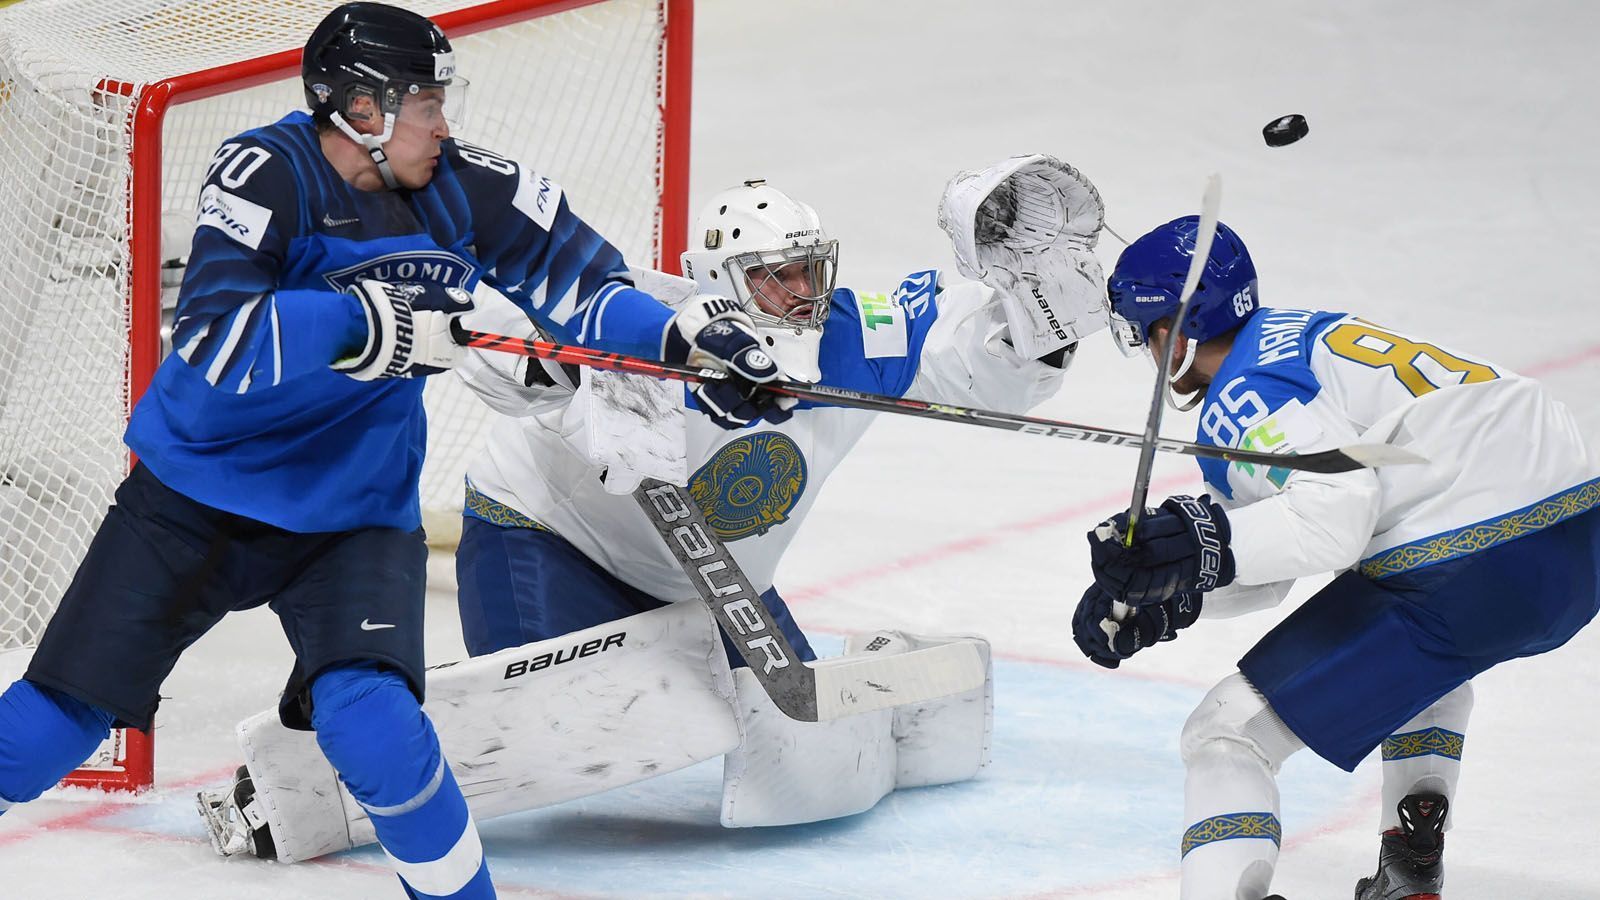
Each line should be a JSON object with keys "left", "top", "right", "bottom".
{"left": 452, "top": 323, "right": 1424, "bottom": 475}
{"left": 633, "top": 478, "right": 986, "bottom": 722}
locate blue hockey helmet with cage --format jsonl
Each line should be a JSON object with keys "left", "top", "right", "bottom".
{"left": 1106, "top": 216, "right": 1259, "bottom": 356}
{"left": 301, "top": 2, "right": 461, "bottom": 125}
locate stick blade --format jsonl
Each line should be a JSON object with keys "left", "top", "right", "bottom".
{"left": 1337, "top": 442, "right": 1430, "bottom": 468}
{"left": 809, "top": 642, "right": 987, "bottom": 720}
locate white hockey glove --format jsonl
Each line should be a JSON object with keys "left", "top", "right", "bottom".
{"left": 938, "top": 154, "right": 1109, "bottom": 361}
{"left": 334, "top": 279, "right": 475, "bottom": 380}
{"left": 663, "top": 295, "right": 797, "bottom": 429}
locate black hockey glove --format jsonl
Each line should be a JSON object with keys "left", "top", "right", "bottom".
{"left": 664, "top": 296, "right": 797, "bottom": 429}
{"left": 1088, "top": 494, "right": 1236, "bottom": 605}
{"left": 335, "top": 279, "right": 475, "bottom": 380}
{"left": 1071, "top": 583, "right": 1202, "bottom": 669}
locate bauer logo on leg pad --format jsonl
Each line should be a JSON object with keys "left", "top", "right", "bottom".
{"left": 502, "top": 632, "right": 626, "bottom": 680}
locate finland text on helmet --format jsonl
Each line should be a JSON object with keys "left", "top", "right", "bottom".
{"left": 302, "top": 2, "right": 470, "bottom": 138}
{"left": 1105, "top": 216, "right": 1259, "bottom": 357}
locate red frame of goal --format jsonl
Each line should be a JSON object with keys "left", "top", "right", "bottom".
{"left": 66, "top": 0, "right": 693, "bottom": 793}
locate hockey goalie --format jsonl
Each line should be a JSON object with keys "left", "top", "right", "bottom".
{"left": 197, "top": 154, "right": 1111, "bottom": 863}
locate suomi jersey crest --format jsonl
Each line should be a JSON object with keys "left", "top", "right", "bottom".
{"left": 127, "top": 111, "right": 671, "bottom": 533}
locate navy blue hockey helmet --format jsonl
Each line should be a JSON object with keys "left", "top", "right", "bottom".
{"left": 1106, "top": 216, "right": 1258, "bottom": 356}
{"left": 302, "top": 2, "right": 463, "bottom": 126}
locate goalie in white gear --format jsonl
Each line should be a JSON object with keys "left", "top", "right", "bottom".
{"left": 199, "top": 156, "right": 1110, "bottom": 864}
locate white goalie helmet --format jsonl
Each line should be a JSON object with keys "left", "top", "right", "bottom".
{"left": 680, "top": 180, "right": 838, "bottom": 383}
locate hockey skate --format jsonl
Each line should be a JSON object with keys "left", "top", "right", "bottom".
{"left": 1353, "top": 792, "right": 1447, "bottom": 900}
{"left": 195, "top": 765, "right": 276, "bottom": 860}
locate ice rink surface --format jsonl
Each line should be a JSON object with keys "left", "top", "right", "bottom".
{"left": 4, "top": 0, "right": 1600, "bottom": 897}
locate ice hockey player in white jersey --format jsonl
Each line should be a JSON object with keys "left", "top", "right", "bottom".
{"left": 196, "top": 155, "right": 1111, "bottom": 864}
{"left": 1075, "top": 216, "right": 1600, "bottom": 900}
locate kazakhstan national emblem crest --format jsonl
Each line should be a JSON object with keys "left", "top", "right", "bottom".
{"left": 688, "top": 432, "right": 808, "bottom": 540}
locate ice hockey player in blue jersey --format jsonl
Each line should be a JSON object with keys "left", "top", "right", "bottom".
{"left": 192, "top": 156, "right": 1116, "bottom": 861}
{"left": 0, "top": 4, "right": 788, "bottom": 898}
{"left": 1075, "top": 217, "right": 1600, "bottom": 900}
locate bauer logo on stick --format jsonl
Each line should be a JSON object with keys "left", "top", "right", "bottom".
{"left": 1263, "top": 114, "right": 1310, "bottom": 147}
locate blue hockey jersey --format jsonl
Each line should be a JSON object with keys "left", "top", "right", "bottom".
{"left": 125, "top": 112, "right": 672, "bottom": 532}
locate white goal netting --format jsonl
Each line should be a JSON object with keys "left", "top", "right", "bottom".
{"left": 0, "top": 0, "right": 685, "bottom": 657}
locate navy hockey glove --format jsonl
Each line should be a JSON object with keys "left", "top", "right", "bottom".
{"left": 1071, "top": 583, "right": 1202, "bottom": 669}
{"left": 1088, "top": 494, "right": 1236, "bottom": 605}
{"left": 335, "top": 279, "right": 475, "bottom": 380}
{"left": 664, "top": 295, "right": 797, "bottom": 429}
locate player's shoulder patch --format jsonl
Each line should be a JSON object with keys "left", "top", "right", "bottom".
{"left": 847, "top": 270, "right": 940, "bottom": 359}
{"left": 446, "top": 139, "right": 565, "bottom": 232}
{"left": 851, "top": 289, "right": 907, "bottom": 359}
{"left": 196, "top": 183, "right": 273, "bottom": 251}
{"left": 511, "top": 165, "right": 564, "bottom": 233}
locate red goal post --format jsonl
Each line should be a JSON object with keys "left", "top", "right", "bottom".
{"left": 0, "top": 0, "right": 692, "bottom": 793}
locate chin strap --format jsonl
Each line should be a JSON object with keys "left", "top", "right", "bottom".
{"left": 1151, "top": 338, "right": 1204, "bottom": 411}
{"left": 331, "top": 110, "right": 400, "bottom": 189}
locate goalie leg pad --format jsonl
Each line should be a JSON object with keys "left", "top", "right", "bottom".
{"left": 719, "top": 631, "right": 992, "bottom": 828}
{"left": 234, "top": 601, "right": 740, "bottom": 862}
{"left": 866, "top": 631, "right": 994, "bottom": 788}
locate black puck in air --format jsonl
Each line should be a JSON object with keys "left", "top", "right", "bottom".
{"left": 1263, "top": 114, "right": 1309, "bottom": 147}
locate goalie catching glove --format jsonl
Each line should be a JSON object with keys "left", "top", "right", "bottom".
{"left": 664, "top": 295, "right": 797, "bottom": 429}
{"left": 334, "top": 279, "right": 475, "bottom": 380}
{"left": 1089, "top": 494, "right": 1237, "bottom": 605}
{"left": 938, "top": 154, "right": 1108, "bottom": 360}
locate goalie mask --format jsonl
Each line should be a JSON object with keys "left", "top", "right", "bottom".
{"left": 1107, "top": 216, "right": 1258, "bottom": 409}
{"left": 681, "top": 181, "right": 838, "bottom": 383}
{"left": 303, "top": 2, "right": 469, "bottom": 189}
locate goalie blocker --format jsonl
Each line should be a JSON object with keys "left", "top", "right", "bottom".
{"left": 199, "top": 600, "right": 992, "bottom": 862}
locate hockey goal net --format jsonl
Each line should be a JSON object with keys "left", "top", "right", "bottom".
{"left": 0, "top": 0, "right": 691, "bottom": 791}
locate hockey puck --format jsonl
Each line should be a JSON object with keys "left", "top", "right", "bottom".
{"left": 1262, "top": 114, "right": 1309, "bottom": 147}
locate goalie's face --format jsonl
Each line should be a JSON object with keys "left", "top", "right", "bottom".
{"left": 729, "top": 242, "right": 838, "bottom": 331}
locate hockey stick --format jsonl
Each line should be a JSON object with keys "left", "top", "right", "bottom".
{"left": 1102, "top": 176, "right": 1222, "bottom": 631}
{"left": 452, "top": 324, "right": 1424, "bottom": 475}
{"left": 1123, "top": 174, "right": 1224, "bottom": 544}
{"left": 633, "top": 478, "right": 987, "bottom": 722}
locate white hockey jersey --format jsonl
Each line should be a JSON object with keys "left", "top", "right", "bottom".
{"left": 1197, "top": 307, "right": 1600, "bottom": 616}
{"left": 457, "top": 270, "right": 1066, "bottom": 602}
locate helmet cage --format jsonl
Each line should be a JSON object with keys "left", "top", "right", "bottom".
{"left": 723, "top": 241, "right": 839, "bottom": 331}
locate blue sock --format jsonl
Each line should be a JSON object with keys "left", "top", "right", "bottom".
{"left": 311, "top": 663, "right": 494, "bottom": 899}
{"left": 0, "top": 679, "right": 116, "bottom": 812}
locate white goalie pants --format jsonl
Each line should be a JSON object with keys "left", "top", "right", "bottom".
{"left": 1179, "top": 671, "right": 1473, "bottom": 900}
{"left": 235, "top": 601, "right": 993, "bottom": 862}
